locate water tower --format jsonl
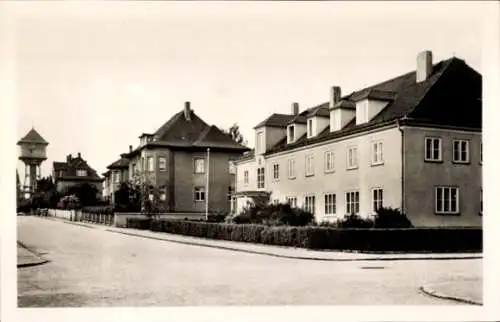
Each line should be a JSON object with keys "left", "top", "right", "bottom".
{"left": 17, "top": 128, "right": 49, "bottom": 199}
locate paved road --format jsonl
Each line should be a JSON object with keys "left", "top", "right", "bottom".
{"left": 17, "top": 216, "right": 482, "bottom": 307}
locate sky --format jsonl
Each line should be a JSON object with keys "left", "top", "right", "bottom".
{"left": 12, "top": 1, "right": 488, "bottom": 179}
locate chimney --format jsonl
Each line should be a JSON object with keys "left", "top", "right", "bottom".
{"left": 184, "top": 101, "right": 191, "bottom": 121}
{"left": 129, "top": 145, "right": 133, "bottom": 152}
{"left": 329, "top": 86, "right": 341, "bottom": 109}
{"left": 77, "top": 152, "right": 81, "bottom": 159}
{"left": 67, "top": 154, "right": 72, "bottom": 162}
{"left": 291, "top": 102, "right": 299, "bottom": 115}
{"left": 416, "top": 50, "right": 433, "bottom": 83}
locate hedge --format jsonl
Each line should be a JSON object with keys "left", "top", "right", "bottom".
{"left": 126, "top": 218, "right": 482, "bottom": 252}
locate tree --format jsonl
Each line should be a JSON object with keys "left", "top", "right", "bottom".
{"left": 66, "top": 183, "right": 98, "bottom": 207}
{"left": 225, "top": 123, "right": 247, "bottom": 146}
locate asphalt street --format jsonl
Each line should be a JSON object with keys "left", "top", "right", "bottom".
{"left": 17, "top": 216, "right": 482, "bottom": 307}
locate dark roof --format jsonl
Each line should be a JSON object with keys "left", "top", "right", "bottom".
{"left": 265, "top": 57, "right": 481, "bottom": 155}
{"left": 307, "top": 104, "right": 330, "bottom": 117}
{"left": 17, "top": 128, "right": 48, "bottom": 145}
{"left": 126, "top": 109, "right": 249, "bottom": 157}
{"left": 107, "top": 157, "right": 130, "bottom": 169}
{"left": 254, "top": 113, "right": 296, "bottom": 129}
{"left": 52, "top": 155, "right": 102, "bottom": 181}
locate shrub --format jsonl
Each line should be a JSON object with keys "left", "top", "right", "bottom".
{"left": 373, "top": 207, "right": 413, "bottom": 228}
{"left": 337, "top": 213, "right": 374, "bottom": 228}
{"left": 232, "top": 203, "right": 314, "bottom": 226}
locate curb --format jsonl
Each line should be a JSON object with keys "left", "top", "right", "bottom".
{"left": 419, "top": 285, "right": 482, "bottom": 306}
{"left": 105, "top": 229, "right": 482, "bottom": 262}
{"left": 17, "top": 241, "right": 50, "bottom": 268}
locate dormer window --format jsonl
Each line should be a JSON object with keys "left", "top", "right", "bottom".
{"left": 76, "top": 169, "right": 87, "bottom": 177}
{"left": 288, "top": 125, "right": 295, "bottom": 143}
{"left": 307, "top": 119, "right": 313, "bottom": 138}
{"left": 256, "top": 131, "right": 264, "bottom": 154}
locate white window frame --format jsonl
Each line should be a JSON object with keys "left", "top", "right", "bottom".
{"left": 158, "top": 157, "right": 167, "bottom": 172}
{"left": 147, "top": 156, "right": 154, "bottom": 172}
{"left": 257, "top": 167, "right": 265, "bottom": 189}
{"left": 346, "top": 191, "right": 360, "bottom": 215}
{"left": 347, "top": 146, "right": 358, "bottom": 170}
{"left": 307, "top": 119, "right": 313, "bottom": 138}
{"left": 435, "top": 186, "right": 460, "bottom": 214}
{"left": 114, "top": 171, "right": 120, "bottom": 183}
{"left": 372, "top": 188, "right": 384, "bottom": 212}
{"left": 272, "top": 163, "right": 280, "bottom": 181}
{"left": 286, "top": 196, "right": 297, "bottom": 208}
{"left": 371, "top": 141, "right": 384, "bottom": 165}
{"left": 425, "top": 137, "right": 442, "bottom": 162}
{"left": 194, "top": 157, "right": 205, "bottom": 174}
{"left": 194, "top": 186, "right": 206, "bottom": 202}
{"left": 324, "top": 193, "right": 336, "bottom": 216}
{"left": 305, "top": 155, "right": 314, "bottom": 176}
{"left": 324, "top": 150, "right": 335, "bottom": 173}
{"left": 304, "top": 195, "right": 316, "bottom": 215}
{"left": 76, "top": 169, "right": 87, "bottom": 177}
{"left": 243, "top": 170, "right": 249, "bottom": 185}
{"left": 452, "top": 139, "right": 470, "bottom": 163}
{"left": 288, "top": 159, "right": 296, "bottom": 179}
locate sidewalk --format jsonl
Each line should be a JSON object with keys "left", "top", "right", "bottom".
{"left": 420, "top": 278, "right": 482, "bottom": 305}
{"left": 17, "top": 241, "right": 49, "bottom": 268}
{"left": 42, "top": 216, "right": 482, "bottom": 262}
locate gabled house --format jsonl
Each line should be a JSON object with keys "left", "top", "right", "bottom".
{"left": 234, "top": 51, "right": 482, "bottom": 227}
{"left": 122, "top": 102, "right": 249, "bottom": 214}
{"left": 104, "top": 153, "right": 130, "bottom": 204}
{"left": 53, "top": 153, "right": 104, "bottom": 198}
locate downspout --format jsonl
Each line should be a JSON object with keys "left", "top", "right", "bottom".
{"left": 396, "top": 118, "right": 405, "bottom": 214}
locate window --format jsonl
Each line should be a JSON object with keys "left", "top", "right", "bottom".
{"left": 229, "top": 161, "right": 236, "bottom": 174}
{"left": 288, "top": 159, "right": 296, "bottom": 178}
{"left": 346, "top": 191, "right": 360, "bottom": 214}
{"left": 325, "top": 151, "right": 335, "bottom": 172}
{"left": 114, "top": 171, "right": 120, "bottom": 183}
{"left": 324, "top": 193, "right": 336, "bottom": 216}
{"left": 243, "top": 170, "right": 249, "bottom": 185}
{"left": 194, "top": 187, "right": 206, "bottom": 201}
{"left": 305, "top": 155, "right": 314, "bottom": 176}
{"left": 435, "top": 187, "right": 459, "bottom": 214}
{"left": 257, "top": 167, "right": 265, "bottom": 189}
{"left": 147, "top": 156, "right": 154, "bottom": 172}
{"left": 304, "top": 195, "right": 316, "bottom": 214}
{"left": 307, "top": 119, "right": 313, "bottom": 137}
{"left": 159, "top": 157, "right": 167, "bottom": 171}
{"left": 160, "top": 190, "right": 167, "bottom": 201}
{"left": 372, "top": 188, "right": 383, "bottom": 212}
{"left": 76, "top": 169, "right": 87, "bottom": 177}
{"left": 194, "top": 158, "right": 205, "bottom": 174}
{"left": 288, "top": 125, "right": 295, "bottom": 142}
{"left": 273, "top": 199, "right": 279, "bottom": 205}
{"left": 453, "top": 140, "right": 470, "bottom": 163}
{"left": 286, "top": 196, "right": 297, "bottom": 208}
{"left": 227, "top": 186, "right": 234, "bottom": 202}
{"left": 425, "top": 137, "right": 442, "bottom": 161}
{"left": 273, "top": 163, "right": 280, "bottom": 180}
{"left": 347, "top": 146, "right": 358, "bottom": 169}
{"left": 132, "top": 163, "right": 137, "bottom": 175}
{"left": 256, "top": 131, "right": 264, "bottom": 153}
{"left": 371, "top": 141, "right": 384, "bottom": 165}
{"left": 59, "top": 170, "right": 63, "bottom": 177}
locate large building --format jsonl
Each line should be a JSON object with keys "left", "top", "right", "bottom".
{"left": 52, "top": 153, "right": 104, "bottom": 198}
{"left": 233, "top": 51, "right": 482, "bottom": 227}
{"left": 121, "top": 102, "right": 249, "bottom": 213}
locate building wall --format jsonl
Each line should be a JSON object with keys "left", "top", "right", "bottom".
{"left": 403, "top": 126, "right": 482, "bottom": 227}
{"left": 236, "top": 125, "right": 403, "bottom": 222}
{"left": 173, "top": 150, "right": 236, "bottom": 213}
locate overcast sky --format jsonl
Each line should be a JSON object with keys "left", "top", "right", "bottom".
{"left": 12, "top": 1, "right": 488, "bottom": 179}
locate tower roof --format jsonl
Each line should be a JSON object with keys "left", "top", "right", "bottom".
{"left": 17, "top": 128, "right": 48, "bottom": 145}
